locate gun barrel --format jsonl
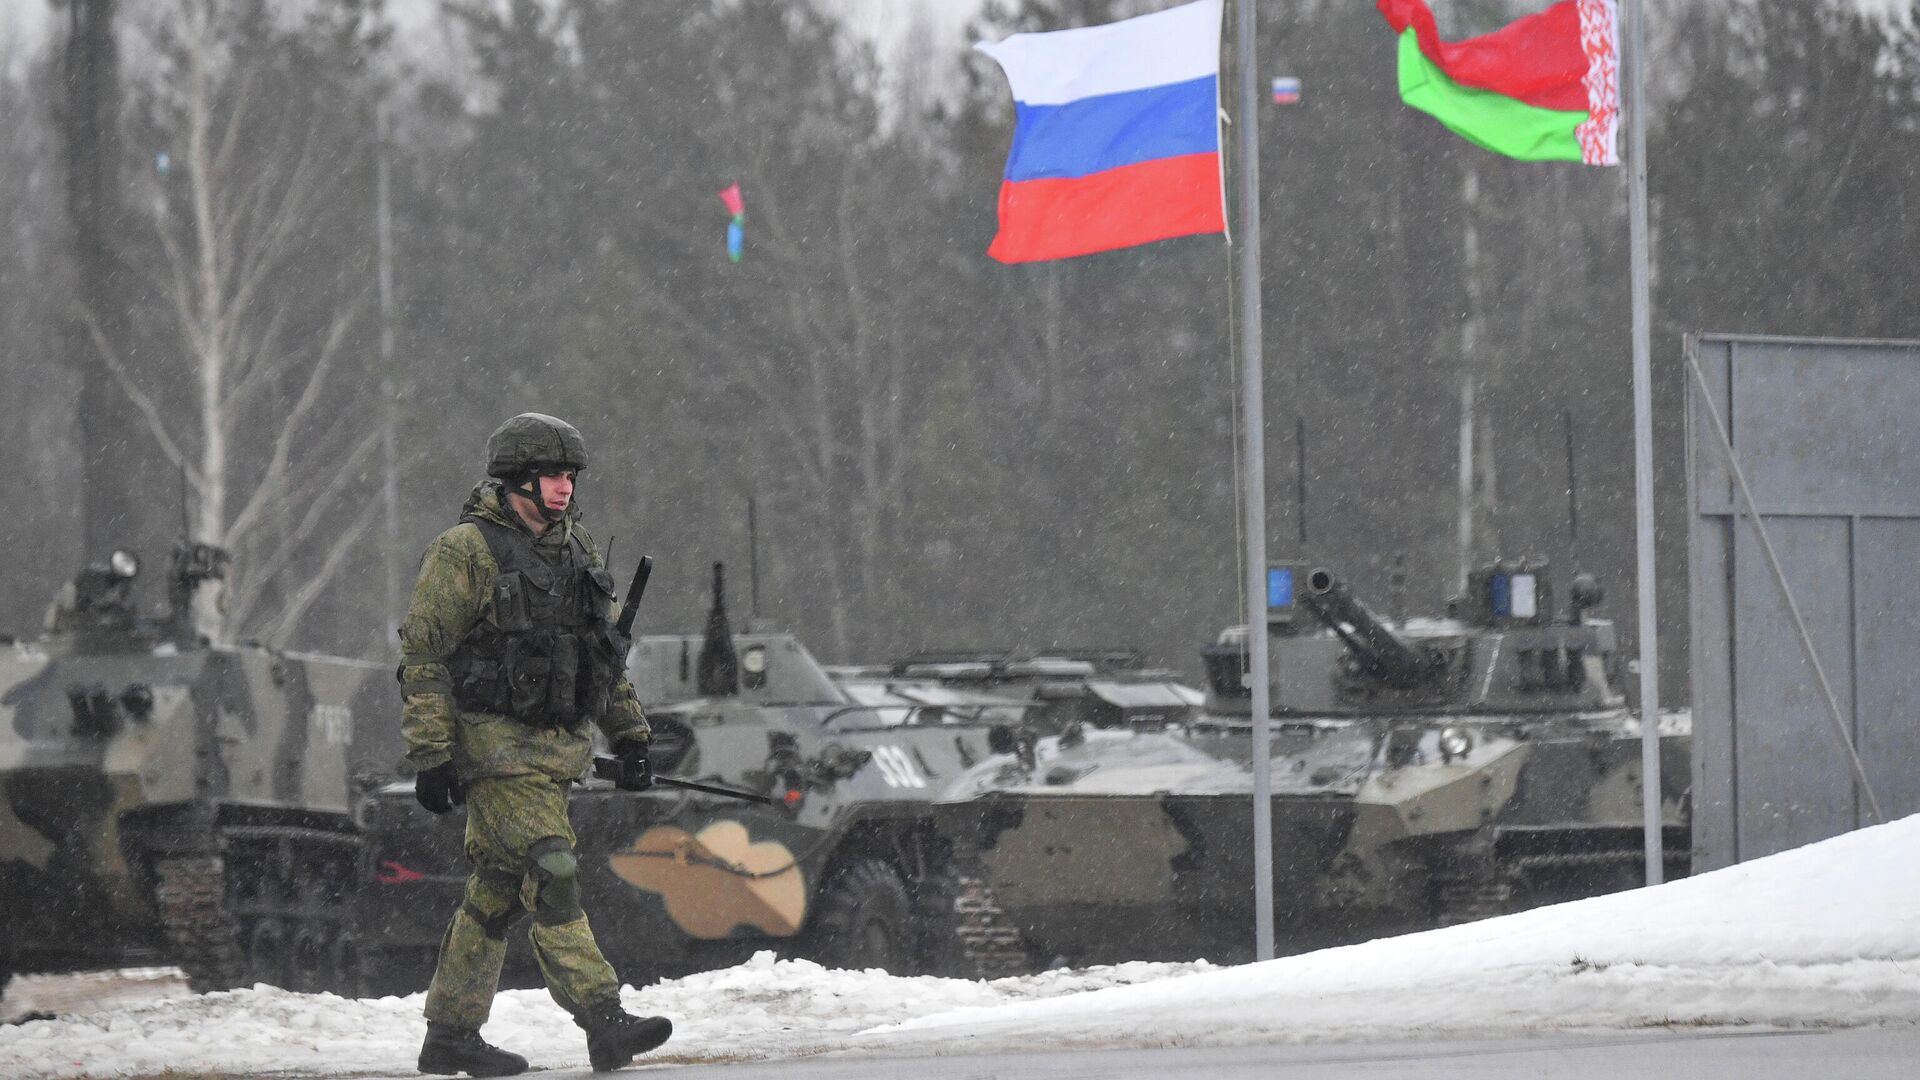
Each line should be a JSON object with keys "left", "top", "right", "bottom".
{"left": 1301, "top": 568, "right": 1433, "bottom": 686}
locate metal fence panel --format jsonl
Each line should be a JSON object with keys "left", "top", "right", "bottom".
{"left": 1730, "top": 516, "right": 1854, "bottom": 858}
{"left": 1687, "top": 334, "right": 1920, "bottom": 871}
{"left": 1853, "top": 517, "right": 1920, "bottom": 822}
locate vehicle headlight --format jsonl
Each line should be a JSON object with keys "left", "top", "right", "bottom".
{"left": 110, "top": 550, "right": 140, "bottom": 578}
{"left": 1438, "top": 726, "right": 1473, "bottom": 762}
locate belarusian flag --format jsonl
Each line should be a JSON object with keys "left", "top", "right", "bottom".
{"left": 1380, "top": 0, "right": 1620, "bottom": 165}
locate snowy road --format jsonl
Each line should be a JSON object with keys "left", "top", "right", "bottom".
{"left": 596, "top": 1030, "right": 1920, "bottom": 1080}
{"left": 4, "top": 815, "right": 1918, "bottom": 1078}
{"left": 115, "top": 1029, "right": 1920, "bottom": 1080}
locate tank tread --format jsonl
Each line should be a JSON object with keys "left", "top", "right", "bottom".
{"left": 1435, "top": 843, "right": 1691, "bottom": 927}
{"left": 948, "top": 871, "right": 1033, "bottom": 978}
{"left": 1513, "top": 848, "right": 1690, "bottom": 872}
{"left": 152, "top": 854, "right": 246, "bottom": 992}
{"left": 1434, "top": 878, "right": 1514, "bottom": 926}
{"left": 150, "top": 825, "right": 364, "bottom": 995}
{"left": 218, "top": 824, "right": 360, "bottom": 848}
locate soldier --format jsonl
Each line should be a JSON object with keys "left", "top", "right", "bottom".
{"left": 399, "top": 413, "right": 671, "bottom": 1076}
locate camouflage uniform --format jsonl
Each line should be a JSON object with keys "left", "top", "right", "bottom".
{"left": 400, "top": 480, "right": 650, "bottom": 1031}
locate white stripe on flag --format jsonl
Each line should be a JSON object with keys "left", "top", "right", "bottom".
{"left": 973, "top": 0, "right": 1222, "bottom": 106}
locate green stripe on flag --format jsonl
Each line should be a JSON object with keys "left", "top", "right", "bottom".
{"left": 1396, "top": 29, "right": 1585, "bottom": 162}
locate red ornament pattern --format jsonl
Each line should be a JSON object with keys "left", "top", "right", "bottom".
{"left": 1576, "top": 0, "right": 1621, "bottom": 166}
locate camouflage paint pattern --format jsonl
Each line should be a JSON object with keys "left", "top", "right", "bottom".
{"left": 398, "top": 482, "right": 648, "bottom": 781}
{"left": 422, "top": 774, "right": 620, "bottom": 1028}
{"left": 607, "top": 820, "right": 807, "bottom": 937}
{"left": 0, "top": 572, "right": 387, "bottom": 981}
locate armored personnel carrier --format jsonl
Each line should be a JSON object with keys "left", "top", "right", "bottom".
{"left": 0, "top": 545, "right": 388, "bottom": 993}
{"left": 356, "top": 565, "right": 1040, "bottom": 991}
{"left": 931, "top": 561, "right": 1691, "bottom": 966}
{"left": 829, "top": 649, "right": 1203, "bottom": 736}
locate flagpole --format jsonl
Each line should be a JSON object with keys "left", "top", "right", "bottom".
{"left": 1621, "top": 0, "right": 1664, "bottom": 885}
{"left": 1232, "top": 0, "right": 1276, "bottom": 961}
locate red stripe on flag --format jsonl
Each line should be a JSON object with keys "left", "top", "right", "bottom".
{"left": 988, "top": 152, "right": 1224, "bottom": 264}
{"left": 1378, "top": 0, "right": 1589, "bottom": 113}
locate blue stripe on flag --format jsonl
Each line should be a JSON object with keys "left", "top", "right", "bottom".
{"left": 1003, "top": 75, "right": 1217, "bottom": 182}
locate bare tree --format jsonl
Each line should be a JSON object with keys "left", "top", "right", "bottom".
{"left": 94, "top": 0, "right": 385, "bottom": 647}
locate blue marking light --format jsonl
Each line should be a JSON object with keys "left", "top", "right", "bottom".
{"left": 1267, "top": 566, "right": 1295, "bottom": 609}
{"left": 1488, "top": 572, "right": 1511, "bottom": 617}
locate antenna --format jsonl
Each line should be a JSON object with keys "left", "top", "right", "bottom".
{"left": 748, "top": 494, "right": 761, "bottom": 621}
{"left": 1563, "top": 407, "right": 1581, "bottom": 559}
{"left": 1456, "top": 375, "right": 1476, "bottom": 593}
{"left": 1294, "top": 417, "right": 1308, "bottom": 547}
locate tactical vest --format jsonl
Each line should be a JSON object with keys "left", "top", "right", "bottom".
{"left": 448, "top": 517, "right": 627, "bottom": 728}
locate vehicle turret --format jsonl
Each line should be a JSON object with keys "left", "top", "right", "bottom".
{"left": 39, "top": 542, "right": 233, "bottom": 654}
{"left": 1298, "top": 568, "right": 1437, "bottom": 688}
{"left": 1202, "top": 559, "right": 1622, "bottom": 717}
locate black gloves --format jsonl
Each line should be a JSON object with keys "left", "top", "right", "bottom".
{"left": 415, "top": 760, "right": 465, "bottom": 814}
{"left": 616, "top": 741, "right": 654, "bottom": 792}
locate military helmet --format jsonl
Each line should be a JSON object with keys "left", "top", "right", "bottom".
{"left": 485, "top": 413, "right": 589, "bottom": 479}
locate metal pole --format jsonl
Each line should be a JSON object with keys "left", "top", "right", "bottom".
{"left": 376, "top": 102, "right": 401, "bottom": 648}
{"left": 1233, "top": 0, "right": 1274, "bottom": 961}
{"left": 1621, "top": 0, "right": 1664, "bottom": 885}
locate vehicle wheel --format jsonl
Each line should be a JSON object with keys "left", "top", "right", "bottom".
{"left": 244, "top": 920, "right": 289, "bottom": 988}
{"left": 357, "top": 947, "right": 436, "bottom": 999}
{"left": 806, "top": 858, "right": 915, "bottom": 974}
{"left": 288, "top": 924, "right": 329, "bottom": 993}
{"left": 326, "top": 931, "right": 362, "bottom": 998}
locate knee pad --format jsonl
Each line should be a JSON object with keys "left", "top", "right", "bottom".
{"left": 528, "top": 836, "right": 583, "bottom": 926}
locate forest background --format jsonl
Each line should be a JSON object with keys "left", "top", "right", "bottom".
{"left": 3, "top": 0, "right": 1917, "bottom": 695}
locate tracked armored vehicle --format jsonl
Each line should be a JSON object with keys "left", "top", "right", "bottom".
{"left": 0, "top": 545, "right": 389, "bottom": 993}
{"left": 828, "top": 648, "right": 1202, "bottom": 736}
{"left": 357, "top": 565, "right": 1044, "bottom": 991}
{"left": 932, "top": 562, "right": 1691, "bottom": 966}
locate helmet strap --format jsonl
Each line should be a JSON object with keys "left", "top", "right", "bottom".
{"left": 507, "top": 473, "right": 568, "bottom": 524}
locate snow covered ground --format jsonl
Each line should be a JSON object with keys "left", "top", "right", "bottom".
{"left": 4, "top": 814, "right": 1918, "bottom": 1078}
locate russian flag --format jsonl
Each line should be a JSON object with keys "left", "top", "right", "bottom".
{"left": 976, "top": 0, "right": 1225, "bottom": 264}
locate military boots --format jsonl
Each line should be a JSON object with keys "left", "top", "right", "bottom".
{"left": 417, "top": 1021, "right": 529, "bottom": 1077}
{"left": 580, "top": 1005, "right": 673, "bottom": 1071}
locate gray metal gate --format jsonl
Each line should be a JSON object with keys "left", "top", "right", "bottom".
{"left": 1687, "top": 334, "right": 1920, "bottom": 871}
